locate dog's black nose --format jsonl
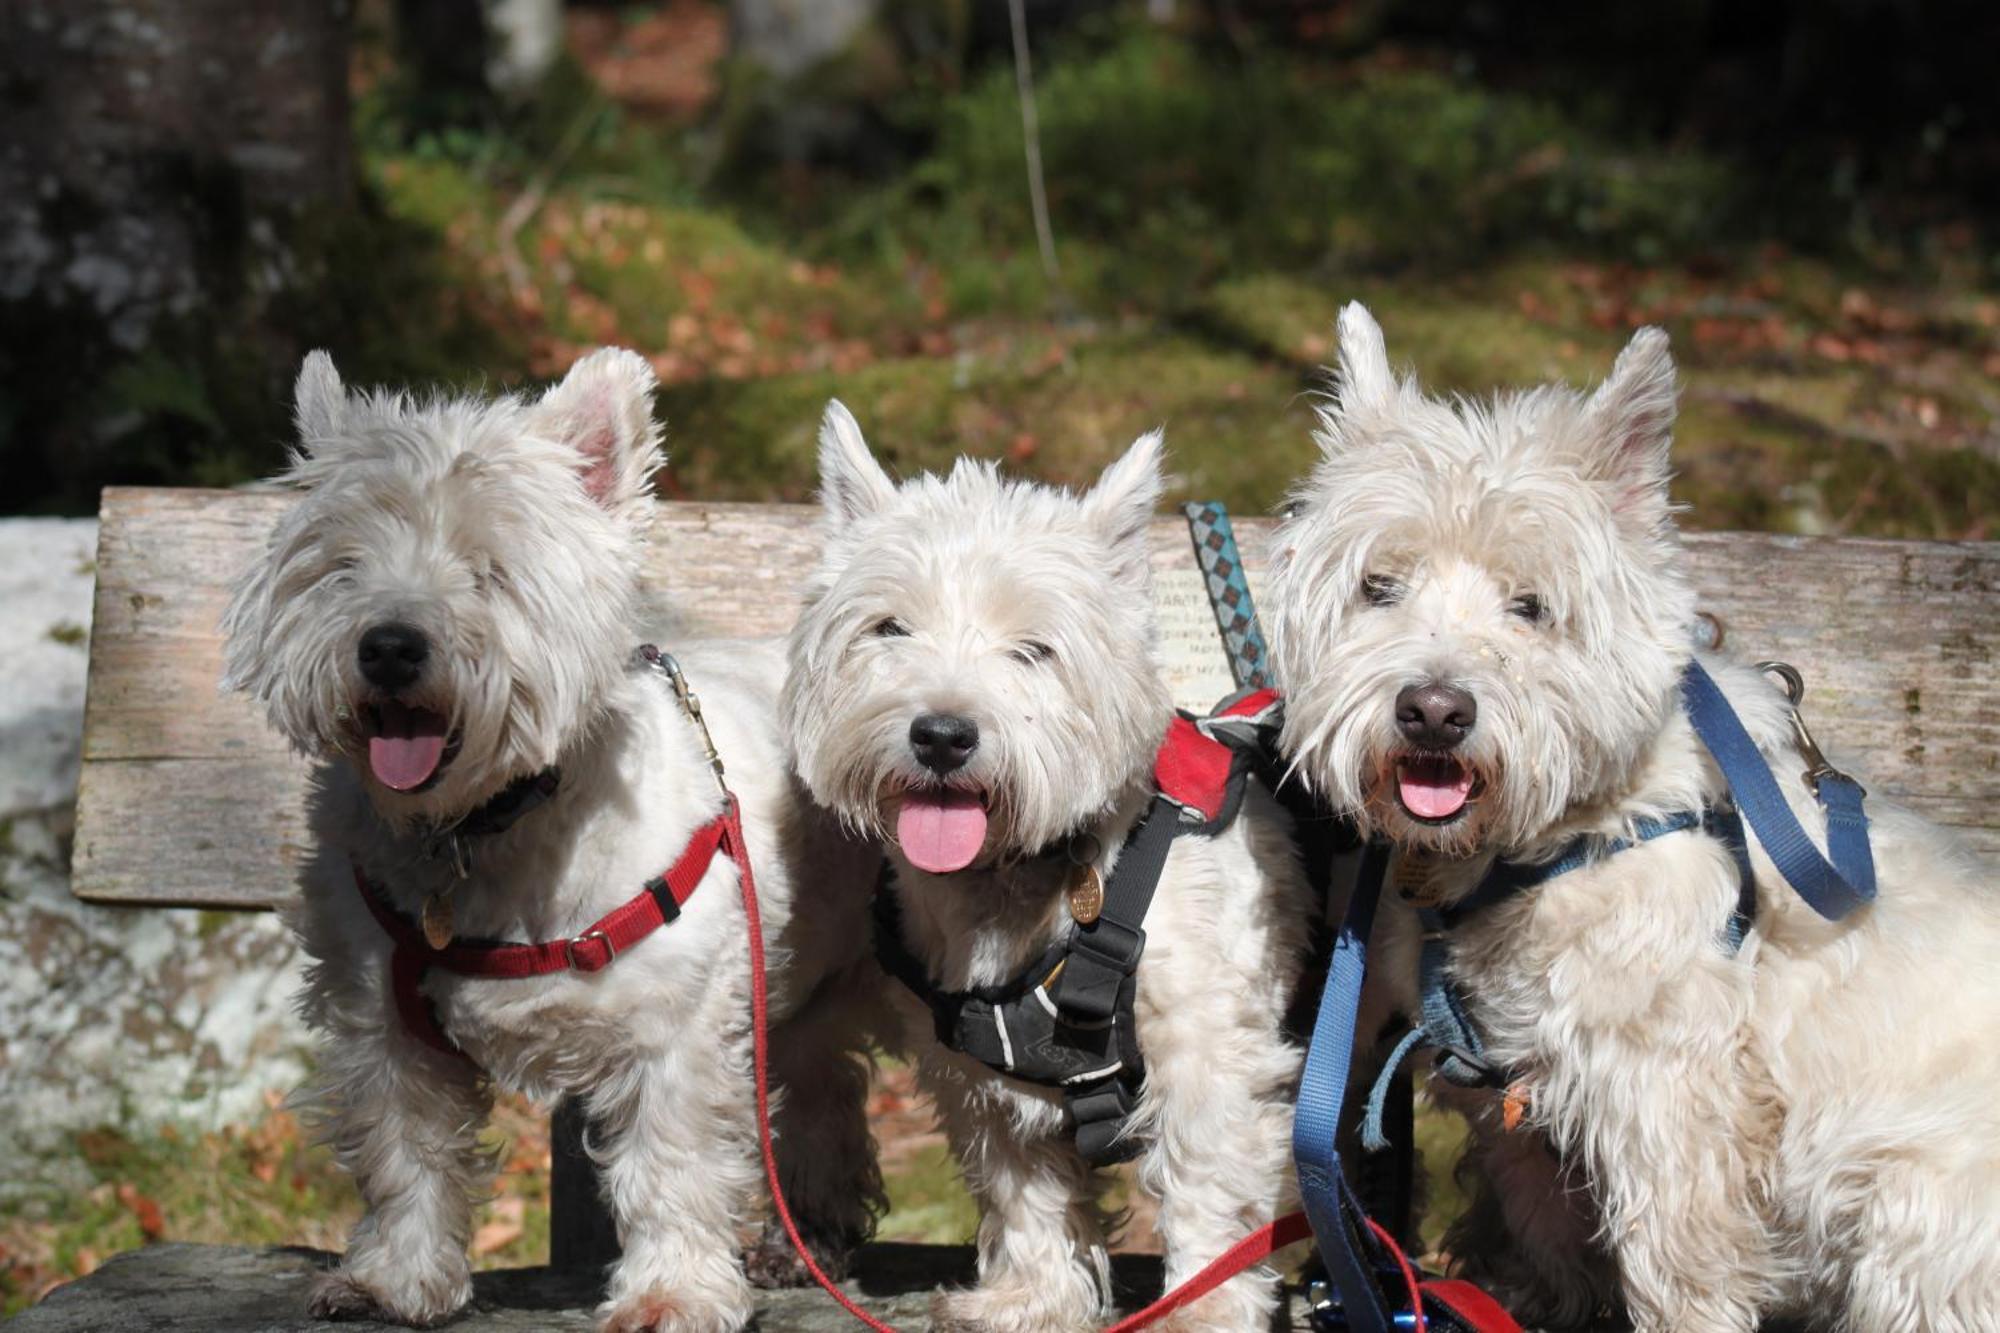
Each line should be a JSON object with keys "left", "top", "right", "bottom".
{"left": 357, "top": 622, "right": 430, "bottom": 692}
{"left": 1396, "top": 682, "right": 1476, "bottom": 750}
{"left": 910, "top": 713, "right": 979, "bottom": 774}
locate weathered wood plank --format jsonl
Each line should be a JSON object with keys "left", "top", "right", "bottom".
{"left": 73, "top": 488, "right": 2000, "bottom": 907}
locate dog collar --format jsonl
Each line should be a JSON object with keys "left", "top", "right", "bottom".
{"left": 422, "top": 768, "right": 562, "bottom": 874}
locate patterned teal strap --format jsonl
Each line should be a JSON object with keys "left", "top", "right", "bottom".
{"left": 1182, "top": 501, "right": 1271, "bottom": 689}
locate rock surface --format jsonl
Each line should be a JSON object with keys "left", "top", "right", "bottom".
{"left": 8, "top": 1242, "right": 1306, "bottom": 1330}
{"left": 0, "top": 519, "right": 312, "bottom": 1196}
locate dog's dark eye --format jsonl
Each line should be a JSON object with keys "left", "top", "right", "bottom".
{"left": 1361, "top": 574, "right": 1404, "bottom": 608}
{"left": 1508, "top": 593, "right": 1545, "bottom": 623}
{"left": 871, "top": 617, "right": 910, "bottom": 638}
{"left": 1012, "top": 640, "right": 1056, "bottom": 665}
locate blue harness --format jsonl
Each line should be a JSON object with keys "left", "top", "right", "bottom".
{"left": 1295, "top": 657, "right": 1878, "bottom": 1331}
{"left": 1358, "top": 804, "right": 1759, "bottom": 1149}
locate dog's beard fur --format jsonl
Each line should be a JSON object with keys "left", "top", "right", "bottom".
{"left": 1269, "top": 303, "right": 1697, "bottom": 859}
{"left": 220, "top": 349, "right": 662, "bottom": 830}
{"left": 783, "top": 402, "right": 1173, "bottom": 868}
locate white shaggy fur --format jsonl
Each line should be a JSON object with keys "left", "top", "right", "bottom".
{"left": 1268, "top": 304, "right": 2000, "bottom": 1332}
{"left": 222, "top": 351, "right": 882, "bottom": 1331}
{"left": 782, "top": 404, "right": 1316, "bottom": 1333}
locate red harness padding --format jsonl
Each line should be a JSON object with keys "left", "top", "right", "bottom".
{"left": 1152, "top": 686, "right": 1282, "bottom": 830}
{"left": 353, "top": 809, "right": 734, "bottom": 1059}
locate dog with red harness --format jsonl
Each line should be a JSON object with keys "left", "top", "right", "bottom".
{"left": 222, "top": 349, "right": 884, "bottom": 1331}
{"left": 782, "top": 404, "right": 1316, "bottom": 1333}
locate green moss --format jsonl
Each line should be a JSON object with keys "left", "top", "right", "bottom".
{"left": 877, "top": 1142, "right": 978, "bottom": 1244}
{"left": 659, "top": 333, "right": 1315, "bottom": 513}
{"left": 44, "top": 622, "right": 87, "bottom": 648}
{"left": 1413, "top": 1094, "right": 1473, "bottom": 1259}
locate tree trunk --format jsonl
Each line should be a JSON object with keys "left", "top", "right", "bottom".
{"left": 0, "top": 0, "right": 354, "bottom": 511}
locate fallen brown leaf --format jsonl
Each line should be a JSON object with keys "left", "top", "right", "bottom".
{"left": 115, "top": 1184, "right": 165, "bottom": 1240}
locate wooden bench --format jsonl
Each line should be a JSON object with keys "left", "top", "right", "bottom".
{"left": 67, "top": 486, "right": 2000, "bottom": 1311}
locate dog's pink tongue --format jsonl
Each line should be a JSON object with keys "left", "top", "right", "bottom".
{"left": 896, "top": 791, "right": 988, "bottom": 874}
{"left": 368, "top": 702, "right": 448, "bottom": 792}
{"left": 1398, "top": 756, "right": 1474, "bottom": 820}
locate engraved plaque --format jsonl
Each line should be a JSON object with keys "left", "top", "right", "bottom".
{"left": 1152, "top": 562, "right": 1263, "bottom": 710}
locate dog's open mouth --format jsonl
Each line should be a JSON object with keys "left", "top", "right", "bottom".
{"left": 894, "top": 786, "right": 992, "bottom": 874}
{"left": 1393, "top": 752, "right": 1482, "bottom": 825}
{"left": 360, "top": 701, "right": 457, "bottom": 792}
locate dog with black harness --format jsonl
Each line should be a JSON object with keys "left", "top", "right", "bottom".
{"left": 782, "top": 404, "right": 1317, "bottom": 1333}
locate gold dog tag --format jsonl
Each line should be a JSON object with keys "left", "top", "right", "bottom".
{"left": 1392, "top": 851, "right": 1444, "bottom": 907}
{"left": 421, "top": 892, "right": 455, "bottom": 950}
{"left": 1066, "top": 864, "right": 1105, "bottom": 926}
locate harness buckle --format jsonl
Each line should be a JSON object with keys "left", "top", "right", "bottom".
{"left": 566, "top": 929, "right": 617, "bottom": 973}
{"left": 1756, "top": 661, "right": 1865, "bottom": 800}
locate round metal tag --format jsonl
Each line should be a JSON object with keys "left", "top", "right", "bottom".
{"left": 422, "top": 892, "right": 456, "bottom": 951}
{"left": 1066, "top": 864, "right": 1105, "bottom": 926}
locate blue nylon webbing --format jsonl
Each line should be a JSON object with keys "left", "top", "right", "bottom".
{"left": 1292, "top": 840, "right": 1394, "bottom": 1333}
{"left": 1680, "top": 660, "right": 1875, "bottom": 921}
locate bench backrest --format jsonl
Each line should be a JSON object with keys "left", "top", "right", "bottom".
{"left": 73, "top": 486, "right": 2000, "bottom": 908}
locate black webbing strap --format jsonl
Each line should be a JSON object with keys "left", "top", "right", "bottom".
{"left": 1049, "top": 794, "right": 1183, "bottom": 1023}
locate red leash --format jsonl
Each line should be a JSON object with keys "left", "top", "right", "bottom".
{"left": 729, "top": 795, "right": 1311, "bottom": 1333}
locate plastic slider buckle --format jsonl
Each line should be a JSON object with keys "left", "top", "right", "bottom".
{"left": 1071, "top": 917, "right": 1146, "bottom": 973}
{"left": 566, "top": 929, "right": 617, "bottom": 973}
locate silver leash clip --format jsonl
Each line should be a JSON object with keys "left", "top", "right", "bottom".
{"left": 1756, "top": 661, "right": 1862, "bottom": 799}
{"left": 638, "top": 644, "right": 728, "bottom": 797}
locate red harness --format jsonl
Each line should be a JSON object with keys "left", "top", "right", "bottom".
{"left": 353, "top": 808, "right": 736, "bottom": 1059}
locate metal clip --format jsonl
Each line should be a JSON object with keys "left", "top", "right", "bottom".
{"left": 423, "top": 829, "right": 472, "bottom": 878}
{"left": 638, "top": 644, "right": 728, "bottom": 796}
{"left": 1755, "top": 661, "right": 1862, "bottom": 799}
{"left": 1306, "top": 1278, "right": 1420, "bottom": 1330}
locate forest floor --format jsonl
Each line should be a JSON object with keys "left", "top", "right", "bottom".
{"left": 9, "top": 1, "right": 1999, "bottom": 1314}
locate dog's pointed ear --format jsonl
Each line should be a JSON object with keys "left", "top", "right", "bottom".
{"left": 818, "top": 399, "right": 897, "bottom": 528}
{"left": 1331, "top": 302, "right": 1394, "bottom": 419}
{"left": 1084, "top": 428, "right": 1165, "bottom": 574}
{"left": 293, "top": 351, "right": 345, "bottom": 449}
{"left": 1583, "top": 327, "right": 1677, "bottom": 513}
{"left": 535, "top": 347, "right": 664, "bottom": 518}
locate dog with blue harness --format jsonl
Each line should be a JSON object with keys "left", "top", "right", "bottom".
{"left": 1269, "top": 304, "right": 2000, "bottom": 1332}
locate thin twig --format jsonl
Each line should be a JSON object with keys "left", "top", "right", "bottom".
{"left": 1007, "top": 0, "right": 1061, "bottom": 286}
{"left": 498, "top": 101, "right": 606, "bottom": 303}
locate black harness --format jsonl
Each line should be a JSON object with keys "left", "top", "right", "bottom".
{"left": 873, "top": 688, "right": 1283, "bottom": 1165}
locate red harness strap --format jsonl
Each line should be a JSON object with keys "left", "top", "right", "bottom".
{"left": 353, "top": 810, "right": 734, "bottom": 1058}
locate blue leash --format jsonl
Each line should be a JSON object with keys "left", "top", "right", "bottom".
{"left": 1681, "top": 659, "right": 1875, "bottom": 921}
{"left": 1293, "top": 841, "right": 1405, "bottom": 1333}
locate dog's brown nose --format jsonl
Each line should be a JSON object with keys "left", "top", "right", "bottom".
{"left": 1396, "top": 682, "right": 1476, "bottom": 750}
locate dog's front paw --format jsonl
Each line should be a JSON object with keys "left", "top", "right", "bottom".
{"left": 928, "top": 1286, "right": 1095, "bottom": 1333}
{"left": 309, "top": 1267, "right": 469, "bottom": 1328}
{"left": 597, "top": 1287, "right": 752, "bottom": 1333}
{"left": 742, "top": 1218, "right": 859, "bottom": 1289}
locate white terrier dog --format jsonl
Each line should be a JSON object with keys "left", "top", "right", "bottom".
{"left": 782, "top": 404, "right": 1315, "bottom": 1333}
{"left": 221, "top": 350, "right": 881, "bottom": 1331}
{"left": 1267, "top": 303, "right": 2000, "bottom": 1332}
